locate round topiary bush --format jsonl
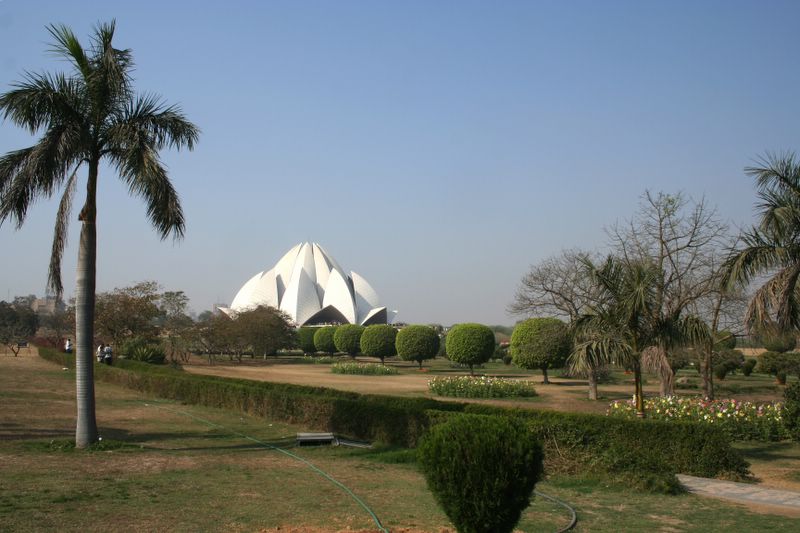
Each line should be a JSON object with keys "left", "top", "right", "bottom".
{"left": 396, "top": 325, "right": 440, "bottom": 369}
{"left": 510, "top": 318, "right": 572, "bottom": 384}
{"left": 714, "top": 330, "right": 737, "bottom": 350}
{"left": 313, "top": 326, "right": 338, "bottom": 355}
{"left": 297, "top": 327, "right": 317, "bottom": 354}
{"left": 417, "top": 414, "right": 544, "bottom": 533}
{"left": 334, "top": 324, "right": 365, "bottom": 357}
{"left": 742, "top": 358, "right": 757, "bottom": 377}
{"left": 761, "top": 332, "right": 797, "bottom": 353}
{"left": 360, "top": 324, "right": 397, "bottom": 363}
{"left": 445, "top": 323, "right": 495, "bottom": 375}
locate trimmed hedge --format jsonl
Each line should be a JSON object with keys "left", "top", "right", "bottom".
{"left": 334, "top": 324, "right": 364, "bottom": 357}
{"left": 418, "top": 414, "right": 543, "bottom": 533}
{"left": 396, "top": 325, "right": 440, "bottom": 369}
{"left": 38, "top": 347, "right": 749, "bottom": 489}
{"left": 359, "top": 325, "right": 397, "bottom": 362}
{"left": 313, "top": 326, "right": 338, "bottom": 354}
{"left": 297, "top": 327, "right": 318, "bottom": 354}
{"left": 459, "top": 404, "right": 749, "bottom": 489}
{"left": 446, "top": 323, "right": 495, "bottom": 373}
{"left": 510, "top": 318, "right": 571, "bottom": 383}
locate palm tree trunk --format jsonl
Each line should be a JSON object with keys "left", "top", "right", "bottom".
{"left": 634, "top": 363, "right": 645, "bottom": 418}
{"left": 587, "top": 367, "right": 598, "bottom": 400}
{"left": 75, "top": 218, "right": 98, "bottom": 448}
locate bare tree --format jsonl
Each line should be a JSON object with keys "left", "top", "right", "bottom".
{"left": 509, "top": 249, "right": 599, "bottom": 321}
{"left": 608, "top": 191, "right": 732, "bottom": 396}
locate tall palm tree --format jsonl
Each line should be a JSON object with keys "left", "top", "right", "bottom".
{"left": 0, "top": 21, "right": 198, "bottom": 447}
{"left": 724, "top": 152, "right": 800, "bottom": 334}
{"left": 570, "top": 256, "right": 707, "bottom": 416}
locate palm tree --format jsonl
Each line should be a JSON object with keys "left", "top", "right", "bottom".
{"left": 569, "top": 256, "right": 707, "bottom": 416}
{"left": 0, "top": 21, "right": 198, "bottom": 447}
{"left": 724, "top": 152, "right": 800, "bottom": 334}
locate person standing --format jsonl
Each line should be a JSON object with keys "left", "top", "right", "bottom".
{"left": 96, "top": 343, "right": 105, "bottom": 363}
{"left": 65, "top": 338, "right": 73, "bottom": 353}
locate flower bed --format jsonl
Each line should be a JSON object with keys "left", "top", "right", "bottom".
{"left": 607, "top": 396, "right": 788, "bottom": 441}
{"left": 428, "top": 376, "right": 537, "bottom": 399}
{"left": 301, "top": 355, "right": 337, "bottom": 364}
{"left": 331, "top": 362, "right": 399, "bottom": 375}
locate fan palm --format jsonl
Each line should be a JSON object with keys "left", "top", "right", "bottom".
{"left": 570, "top": 256, "right": 707, "bottom": 416}
{"left": 0, "top": 21, "right": 198, "bottom": 447}
{"left": 724, "top": 152, "right": 800, "bottom": 333}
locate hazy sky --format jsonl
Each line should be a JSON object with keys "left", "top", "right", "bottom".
{"left": 1, "top": 1, "right": 798, "bottom": 325}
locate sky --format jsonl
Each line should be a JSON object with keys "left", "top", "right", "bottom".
{"left": 1, "top": 1, "right": 799, "bottom": 326}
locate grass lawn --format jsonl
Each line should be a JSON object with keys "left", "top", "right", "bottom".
{"left": 2, "top": 353, "right": 799, "bottom": 532}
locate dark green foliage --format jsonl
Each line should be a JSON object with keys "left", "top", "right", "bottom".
{"left": 445, "top": 324, "right": 495, "bottom": 373}
{"left": 714, "top": 330, "right": 737, "bottom": 350}
{"left": 713, "top": 349, "right": 744, "bottom": 380}
{"left": 313, "top": 326, "right": 338, "bottom": 354}
{"left": 784, "top": 382, "right": 800, "bottom": 440}
{"left": 510, "top": 318, "right": 571, "bottom": 383}
{"left": 359, "top": 325, "right": 397, "bottom": 362}
{"left": 742, "top": 358, "right": 757, "bottom": 376}
{"left": 417, "top": 415, "right": 543, "bottom": 533}
{"left": 297, "top": 327, "right": 317, "bottom": 354}
{"left": 0, "top": 301, "right": 39, "bottom": 353}
{"left": 334, "top": 324, "right": 364, "bottom": 356}
{"left": 37, "top": 347, "right": 751, "bottom": 488}
{"left": 761, "top": 332, "right": 797, "bottom": 353}
{"left": 757, "top": 351, "right": 800, "bottom": 383}
{"left": 396, "top": 325, "right": 440, "bottom": 368}
{"left": 129, "top": 344, "right": 166, "bottom": 364}
{"left": 461, "top": 404, "right": 749, "bottom": 490}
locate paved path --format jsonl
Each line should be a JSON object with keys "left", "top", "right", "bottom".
{"left": 677, "top": 474, "right": 800, "bottom": 511}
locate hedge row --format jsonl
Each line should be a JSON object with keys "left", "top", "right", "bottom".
{"left": 459, "top": 404, "right": 750, "bottom": 488}
{"left": 38, "top": 348, "right": 748, "bottom": 487}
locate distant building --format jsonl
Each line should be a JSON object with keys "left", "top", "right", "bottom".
{"left": 31, "top": 296, "right": 64, "bottom": 317}
{"left": 221, "top": 242, "right": 397, "bottom": 327}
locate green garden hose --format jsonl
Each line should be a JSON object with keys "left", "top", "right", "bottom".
{"left": 142, "top": 400, "right": 577, "bottom": 533}
{"left": 142, "top": 401, "right": 389, "bottom": 533}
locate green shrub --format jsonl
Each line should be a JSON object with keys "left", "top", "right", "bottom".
{"left": 761, "top": 332, "right": 797, "bottom": 353}
{"left": 785, "top": 382, "right": 800, "bottom": 440}
{"left": 396, "top": 325, "right": 440, "bottom": 369}
{"left": 334, "top": 324, "right": 364, "bottom": 357}
{"left": 742, "top": 358, "right": 757, "bottom": 377}
{"left": 757, "top": 351, "right": 800, "bottom": 384}
{"left": 359, "top": 325, "right": 397, "bottom": 363}
{"left": 417, "top": 414, "right": 544, "bottom": 533}
{"left": 461, "top": 404, "right": 750, "bottom": 490}
{"left": 714, "top": 330, "right": 737, "bottom": 350}
{"left": 428, "top": 376, "right": 536, "bottom": 398}
{"left": 313, "top": 326, "right": 338, "bottom": 354}
{"left": 510, "top": 317, "right": 571, "bottom": 384}
{"left": 129, "top": 344, "right": 166, "bottom": 364}
{"left": 120, "top": 337, "right": 165, "bottom": 364}
{"left": 446, "top": 323, "right": 495, "bottom": 374}
{"left": 297, "top": 327, "right": 318, "bottom": 354}
{"left": 331, "top": 362, "right": 399, "bottom": 375}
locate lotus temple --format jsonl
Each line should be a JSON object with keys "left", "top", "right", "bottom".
{"left": 221, "top": 242, "right": 396, "bottom": 327}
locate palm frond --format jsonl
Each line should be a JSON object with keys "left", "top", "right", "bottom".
{"left": 0, "top": 71, "right": 86, "bottom": 133}
{"left": 46, "top": 23, "right": 91, "bottom": 77}
{"left": 747, "top": 151, "right": 800, "bottom": 197}
{"left": 111, "top": 143, "right": 185, "bottom": 239}
{"left": 108, "top": 93, "right": 199, "bottom": 151}
{"left": 48, "top": 166, "right": 80, "bottom": 296}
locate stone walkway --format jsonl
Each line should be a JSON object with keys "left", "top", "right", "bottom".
{"left": 677, "top": 474, "right": 800, "bottom": 511}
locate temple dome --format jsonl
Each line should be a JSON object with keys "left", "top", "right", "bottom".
{"left": 221, "top": 242, "right": 396, "bottom": 326}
